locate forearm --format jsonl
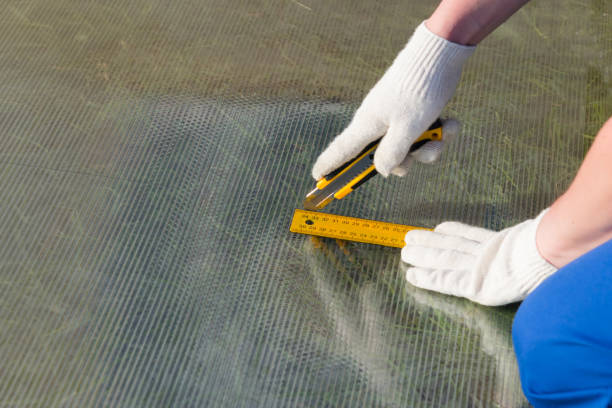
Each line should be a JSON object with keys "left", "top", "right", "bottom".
{"left": 537, "top": 117, "right": 612, "bottom": 268}
{"left": 427, "top": 0, "right": 531, "bottom": 45}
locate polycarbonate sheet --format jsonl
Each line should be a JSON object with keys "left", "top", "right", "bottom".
{"left": 1, "top": 0, "right": 610, "bottom": 407}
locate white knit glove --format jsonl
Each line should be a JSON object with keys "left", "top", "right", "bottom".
{"left": 312, "top": 21, "right": 475, "bottom": 179}
{"left": 401, "top": 210, "right": 558, "bottom": 306}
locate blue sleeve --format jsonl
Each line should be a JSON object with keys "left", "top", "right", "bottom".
{"left": 512, "top": 238, "right": 612, "bottom": 408}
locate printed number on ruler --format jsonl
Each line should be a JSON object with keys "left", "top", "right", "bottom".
{"left": 289, "top": 209, "right": 431, "bottom": 248}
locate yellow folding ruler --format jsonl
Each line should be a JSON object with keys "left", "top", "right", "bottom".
{"left": 290, "top": 209, "right": 431, "bottom": 248}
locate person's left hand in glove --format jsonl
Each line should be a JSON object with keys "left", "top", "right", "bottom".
{"left": 402, "top": 117, "right": 612, "bottom": 306}
{"left": 401, "top": 210, "right": 557, "bottom": 306}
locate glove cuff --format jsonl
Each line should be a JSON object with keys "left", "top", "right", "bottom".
{"left": 394, "top": 21, "right": 476, "bottom": 98}
{"left": 514, "top": 209, "right": 558, "bottom": 296}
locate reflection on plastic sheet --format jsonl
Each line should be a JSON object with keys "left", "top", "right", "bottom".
{"left": 305, "top": 237, "right": 525, "bottom": 407}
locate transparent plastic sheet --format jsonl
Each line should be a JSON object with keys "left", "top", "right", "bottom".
{"left": 0, "top": 0, "right": 610, "bottom": 407}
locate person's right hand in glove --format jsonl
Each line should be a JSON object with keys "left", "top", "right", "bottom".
{"left": 312, "top": 21, "right": 474, "bottom": 179}
{"left": 312, "top": 0, "right": 532, "bottom": 180}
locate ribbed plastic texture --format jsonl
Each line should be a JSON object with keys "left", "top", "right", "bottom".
{"left": 0, "top": 0, "right": 610, "bottom": 407}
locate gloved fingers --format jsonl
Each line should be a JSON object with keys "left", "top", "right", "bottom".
{"left": 434, "top": 221, "right": 497, "bottom": 242}
{"left": 389, "top": 155, "right": 414, "bottom": 177}
{"left": 404, "top": 266, "right": 469, "bottom": 299}
{"left": 440, "top": 118, "right": 460, "bottom": 143}
{"left": 401, "top": 245, "right": 475, "bottom": 270}
{"left": 374, "top": 120, "right": 423, "bottom": 177}
{"left": 311, "top": 113, "right": 386, "bottom": 180}
{"left": 406, "top": 118, "right": 459, "bottom": 164}
{"left": 377, "top": 119, "right": 461, "bottom": 177}
{"left": 404, "top": 229, "right": 480, "bottom": 253}
{"left": 409, "top": 140, "right": 444, "bottom": 164}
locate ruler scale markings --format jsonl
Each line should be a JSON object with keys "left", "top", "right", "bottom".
{"left": 289, "top": 209, "right": 431, "bottom": 248}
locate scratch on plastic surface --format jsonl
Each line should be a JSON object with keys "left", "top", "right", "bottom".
{"left": 289, "top": 0, "right": 312, "bottom": 11}
{"left": 519, "top": 8, "right": 548, "bottom": 39}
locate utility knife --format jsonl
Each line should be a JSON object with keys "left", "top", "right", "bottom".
{"left": 303, "top": 119, "right": 443, "bottom": 211}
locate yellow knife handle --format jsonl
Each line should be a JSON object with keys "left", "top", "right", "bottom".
{"left": 334, "top": 119, "right": 443, "bottom": 199}
{"left": 409, "top": 120, "right": 444, "bottom": 150}
{"left": 318, "top": 119, "right": 444, "bottom": 193}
